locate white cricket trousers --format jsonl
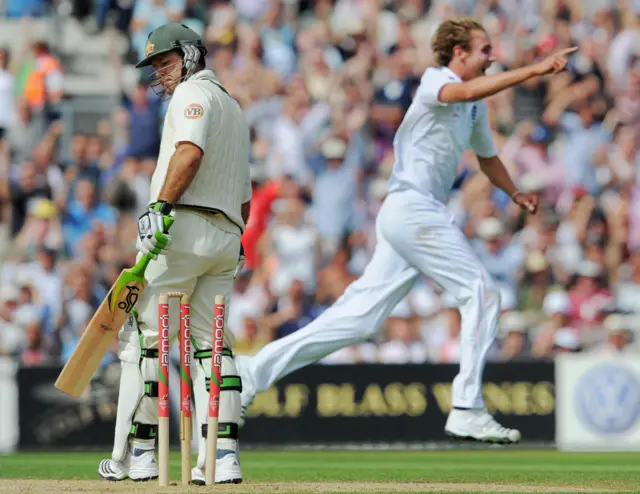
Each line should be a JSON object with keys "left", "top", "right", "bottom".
{"left": 246, "top": 189, "right": 501, "bottom": 409}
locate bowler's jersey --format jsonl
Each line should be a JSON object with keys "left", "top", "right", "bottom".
{"left": 387, "top": 66, "right": 497, "bottom": 203}
{"left": 150, "top": 69, "right": 251, "bottom": 231}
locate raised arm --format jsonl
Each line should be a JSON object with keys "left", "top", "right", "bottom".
{"left": 439, "top": 47, "right": 577, "bottom": 103}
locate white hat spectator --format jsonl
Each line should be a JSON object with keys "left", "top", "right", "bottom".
{"left": 519, "top": 172, "right": 547, "bottom": 193}
{"left": 554, "top": 328, "right": 581, "bottom": 350}
{"left": 13, "top": 306, "right": 41, "bottom": 328}
{"left": 0, "top": 285, "right": 19, "bottom": 304}
{"left": 603, "top": 313, "right": 630, "bottom": 333}
{"left": 576, "top": 260, "right": 603, "bottom": 278}
{"left": 476, "top": 218, "right": 505, "bottom": 240}
{"left": 543, "top": 291, "right": 571, "bottom": 315}
{"left": 525, "top": 251, "right": 548, "bottom": 273}
{"left": 369, "top": 178, "right": 388, "bottom": 201}
{"left": 499, "top": 311, "right": 528, "bottom": 336}
{"left": 321, "top": 138, "right": 347, "bottom": 160}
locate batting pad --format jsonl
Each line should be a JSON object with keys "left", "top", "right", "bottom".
{"left": 192, "top": 353, "right": 241, "bottom": 469}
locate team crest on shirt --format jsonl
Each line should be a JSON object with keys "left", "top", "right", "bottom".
{"left": 184, "top": 104, "right": 204, "bottom": 119}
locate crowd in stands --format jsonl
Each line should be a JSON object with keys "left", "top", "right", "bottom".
{"left": 1, "top": 0, "right": 639, "bottom": 369}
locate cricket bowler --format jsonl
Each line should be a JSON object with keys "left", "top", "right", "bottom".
{"left": 236, "top": 18, "right": 576, "bottom": 443}
{"left": 98, "top": 23, "right": 250, "bottom": 484}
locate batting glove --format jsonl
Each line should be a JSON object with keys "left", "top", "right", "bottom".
{"left": 137, "top": 201, "right": 174, "bottom": 259}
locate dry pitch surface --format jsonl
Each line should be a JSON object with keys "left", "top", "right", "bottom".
{"left": 1, "top": 451, "right": 638, "bottom": 493}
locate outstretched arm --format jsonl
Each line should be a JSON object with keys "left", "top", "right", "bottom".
{"left": 439, "top": 47, "right": 577, "bottom": 103}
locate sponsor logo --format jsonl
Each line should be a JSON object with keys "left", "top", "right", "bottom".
{"left": 160, "top": 312, "right": 170, "bottom": 368}
{"left": 209, "top": 395, "right": 220, "bottom": 415}
{"left": 574, "top": 364, "right": 640, "bottom": 434}
{"left": 99, "top": 323, "right": 114, "bottom": 332}
{"left": 184, "top": 103, "right": 204, "bottom": 119}
{"left": 213, "top": 309, "right": 224, "bottom": 370}
{"left": 117, "top": 285, "right": 140, "bottom": 313}
{"left": 182, "top": 313, "right": 191, "bottom": 368}
{"left": 182, "top": 395, "right": 191, "bottom": 413}
{"left": 159, "top": 393, "right": 169, "bottom": 411}
{"left": 145, "top": 40, "right": 155, "bottom": 57}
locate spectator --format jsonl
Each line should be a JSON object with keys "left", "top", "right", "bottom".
{"left": 8, "top": 162, "right": 52, "bottom": 237}
{"left": 130, "top": 0, "right": 185, "bottom": 63}
{"left": 378, "top": 300, "right": 427, "bottom": 364}
{"left": 4, "top": 0, "right": 640, "bottom": 368}
{"left": 6, "top": 98, "right": 44, "bottom": 165}
{"left": 589, "top": 313, "right": 636, "bottom": 354}
{"left": 262, "top": 279, "right": 323, "bottom": 340}
{"left": 62, "top": 179, "right": 117, "bottom": 256}
{"left": 0, "top": 48, "right": 15, "bottom": 143}
{"left": 497, "top": 311, "right": 530, "bottom": 361}
{"left": 23, "top": 41, "right": 63, "bottom": 123}
{"left": 0, "top": 285, "right": 24, "bottom": 357}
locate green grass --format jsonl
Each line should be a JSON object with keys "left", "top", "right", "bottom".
{"left": 1, "top": 450, "right": 638, "bottom": 492}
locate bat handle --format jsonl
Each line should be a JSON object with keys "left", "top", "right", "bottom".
{"left": 129, "top": 253, "right": 153, "bottom": 278}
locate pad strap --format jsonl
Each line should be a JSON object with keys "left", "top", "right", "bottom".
{"left": 130, "top": 423, "right": 157, "bottom": 440}
{"left": 141, "top": 348, "right": 158, "bottom": 359}
{"left": 194, "top": 348, "right": 233, "bottom": 359}
{"left": 144, "top": 381, "right": 158, "bottom": 397}
{"left": 205, "top": 375, "right": 242, "bottom": 393}
{"left": 201, "top": 422, "right": 238, "bottom": 440}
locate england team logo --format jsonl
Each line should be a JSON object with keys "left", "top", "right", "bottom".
{"left": 574, "top": 364, "right": 640, "bottom": 435}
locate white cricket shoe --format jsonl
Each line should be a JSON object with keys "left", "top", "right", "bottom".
{"left": 98, "top": 457, "right": 129, "bottom": 481}
{"left": 128, "top": 448, "right": 159, "bottom": 481}
{"left": 235, "top": 355, "right": 256, "bottom": 429}
{"left": 445, "top": 408, "right": 521, "bottom": 444}
{"left": 191, "top": 449, "right": 242, "bottom": 485}
{"left": 98, "top": 448, "right": 158, "bottom": 482}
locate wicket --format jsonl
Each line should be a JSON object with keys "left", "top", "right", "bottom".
{"left": 205, "top": 295, "right": 226, "bottom": 485}
{"left": 157, "top": 292, "right": 226, "bottom": 487}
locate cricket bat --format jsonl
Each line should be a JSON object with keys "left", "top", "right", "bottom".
{"left": 55, "top": 216, "right": 174, "bottom": 398}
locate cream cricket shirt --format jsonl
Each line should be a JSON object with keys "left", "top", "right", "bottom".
{"left": 150, "top": 69, "right": 252, "bottom": 231}
{"left": 387, "top": 66, "right": 497, "bottom": 204}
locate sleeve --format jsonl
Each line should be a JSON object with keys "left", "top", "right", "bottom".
{"left": 469, "top": 102, "right": 498, "bottom": 158}
{"left": 170, "top": 83, "right": 214, "bottom": 152}
{"left": 415, "top": 68, "right": 456, "bottom": 107}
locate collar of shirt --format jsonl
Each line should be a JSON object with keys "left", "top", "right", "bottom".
{"left": 189, "top": 69, "right": 219, "bottom": 82}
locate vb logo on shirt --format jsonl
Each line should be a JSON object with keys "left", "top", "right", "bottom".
{"left": 184, "top": 104, "right": 204, "bottom": 119}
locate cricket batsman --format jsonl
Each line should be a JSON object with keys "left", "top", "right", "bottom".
{"left": 98, "top": 23, "right": 250, "bottom": 484}
{"left": 236, "top": 18, "right": 576, "bottom": 443}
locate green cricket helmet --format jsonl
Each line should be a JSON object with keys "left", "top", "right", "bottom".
{"left": 136, "top": 23, "right": 207, "bottom": 97}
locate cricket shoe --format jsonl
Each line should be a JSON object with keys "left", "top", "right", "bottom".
{"left": 235, "top": 355, "right": 256, "bottom": 428}
{"left": 445, "top": 408, "right": 521, "bottom": 444}
{"left": 191, "top": 449, "right": 243, "bottom": 485}
{"left": 98, "top": 457, "right": 129, "bottom": 481}
{"left": 98, "top": 448, "right": 158, "bottom": 482}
